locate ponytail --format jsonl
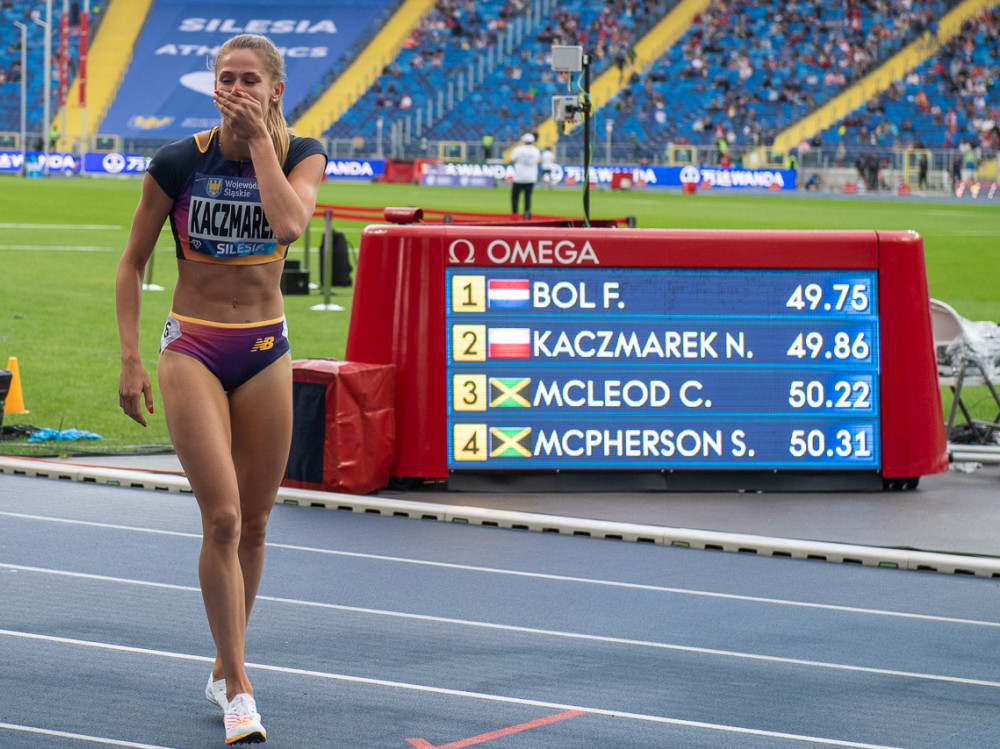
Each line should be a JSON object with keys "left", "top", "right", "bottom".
{"left": 266, "top": 101, "right": 290, "bottom": 168}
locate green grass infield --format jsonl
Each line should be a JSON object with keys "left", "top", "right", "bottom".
{"left": 1, "top": 175, "right": 998, "bottom": 456}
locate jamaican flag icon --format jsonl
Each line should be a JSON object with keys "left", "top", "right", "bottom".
{"left": 490, "top": 377, "right": 531, "bottom": 408}
{"left": 490, "top": 427, "right": 532, "bottom": 458}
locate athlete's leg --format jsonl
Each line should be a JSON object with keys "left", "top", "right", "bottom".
{"left": 158, "top": 351, "right": 255, "bottom": 697}
{"left": 202, "top": 353, "right": 293, "bottom": 697}
{"left": 230, "top": 353, "right": 293, "bottom": 627}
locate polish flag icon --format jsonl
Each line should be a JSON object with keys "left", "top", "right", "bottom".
{"left": 488, "top": 327, "right": 531, "bottom": 358}
{"left": 488, "top": 279, "right": 530, "bottom": 308}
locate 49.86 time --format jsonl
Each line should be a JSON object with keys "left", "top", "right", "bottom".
{"left": 789, "top": 428, "right": 873, "bottom": 458}
{"left": 786, "top": 331, "right": 870, "bottom": 360}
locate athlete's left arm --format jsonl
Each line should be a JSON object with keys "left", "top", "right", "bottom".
{"left": 249, "top": 140, "right": 326, "bottom": 246}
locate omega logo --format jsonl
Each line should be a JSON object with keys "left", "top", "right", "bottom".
{"left": 446, "top": 238, "right": 600, "bottom": 265}
{"left": 448, "top": 239, "right": 476, "bottom": 264}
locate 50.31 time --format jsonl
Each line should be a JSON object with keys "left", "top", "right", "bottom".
{"left": 789, "top": 428, "right": 873, "bottom": 458}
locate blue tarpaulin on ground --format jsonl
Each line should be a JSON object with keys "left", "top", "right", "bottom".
{"left": 28, "top": 428, "right": 103, "bottom": 442}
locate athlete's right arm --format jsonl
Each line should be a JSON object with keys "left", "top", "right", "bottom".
{"left": 116, "top": 173, "right": 173, "bottom": 427}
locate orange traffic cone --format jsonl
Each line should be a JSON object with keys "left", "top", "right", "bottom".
{"left": 5, "top": 357, "right": 28, "bottom": 414}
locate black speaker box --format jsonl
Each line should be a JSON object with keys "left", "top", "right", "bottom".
{"left": 281, "top": 268, "right": 310, "bottom": 295}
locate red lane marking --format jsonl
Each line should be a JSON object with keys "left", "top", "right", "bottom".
{"left": 406, "top": 710, "right": 586, "bottom": 749}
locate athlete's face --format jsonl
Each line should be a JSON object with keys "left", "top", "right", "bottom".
{"left": 214, "top": 48, "right": 283, "bottom": 113}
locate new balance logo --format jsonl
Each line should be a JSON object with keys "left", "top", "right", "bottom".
{"left": 250, "top": 336, "right": 275, "bottom": 352}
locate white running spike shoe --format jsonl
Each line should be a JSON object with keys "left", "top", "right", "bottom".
{"left": 224, "top": 692, "right": 266, "bottom": 744}
{"left": 206, "top": 674, "right": 228, "bottom": 710}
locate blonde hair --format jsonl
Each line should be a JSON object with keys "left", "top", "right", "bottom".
{"left": 213, "top": 34, "right": 291, "bottom": 166}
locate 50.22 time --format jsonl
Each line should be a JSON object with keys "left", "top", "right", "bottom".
{"left": 788, "top": 379, "right": 872, "bottom": 409}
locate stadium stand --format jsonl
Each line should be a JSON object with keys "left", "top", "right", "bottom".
{"left": 597, "top": 0, "right": 956, "bottom": 163}
{"left": 321, "top": 0, "right": 545, "bottom": 148}
{"left": 318, "top": 0, "right": 673, "bottom": 155}
{"left": 95, "top": 0, "right": 401, "bottom": 144}
{"left": 0, "top": 0, "right": 114, "bottom": 145}
{"left": 1, "top": 1, "right": 72, "bottom": 140}
{"left": 813, "top": 4, "right": 1000, "bottom": 169}
{"left": 60, "top": 0, "right": 153, "bottom": 150}
{"left": 3, "top": 0, "right": 998, "bottom": 189}
{"left": 291, "top": 0, "right": 427, "bottom": 140}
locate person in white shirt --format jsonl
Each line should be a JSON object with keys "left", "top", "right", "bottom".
{"left": 540, "top": 147, "right": 556, "bottom": 188}
{"left": 509, "top": 132, "right": 541, "bottom": 218}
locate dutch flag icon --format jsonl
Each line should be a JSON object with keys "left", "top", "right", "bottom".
{"left": 487, "top": 279, "right": 530, "bottom": 309}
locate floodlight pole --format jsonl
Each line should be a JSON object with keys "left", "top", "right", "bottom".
{"left": 44, "top": 0, "right": 52, "bottom": 174}
{"left": 59, "top": 0, "right": 68, "bottom": 156}
{"left": 80, "top": 0, "right": 90, "bottom": 160}
{"left": 13, "top": 21, "right": 26, "bottom": 176}
{"left": 32, "top": 0, "right": 53, "bottom": 176}
{"left": 582, "top": 53, "right": 591, "bottom": 228}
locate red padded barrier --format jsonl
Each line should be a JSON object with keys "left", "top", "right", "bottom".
{"left": 381, "top": 160, "right": 417, "bottom": 184}
{"left": 282, "top": 359, "right": 395, "bottom": 495}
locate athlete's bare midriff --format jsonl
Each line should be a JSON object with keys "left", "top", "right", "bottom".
{"left": 171, "top": 258, "right": 285, "bottom": 324}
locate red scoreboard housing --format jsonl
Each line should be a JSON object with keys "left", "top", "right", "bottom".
{"left": 345, "top": 224, "right": 947, "bottom": 491}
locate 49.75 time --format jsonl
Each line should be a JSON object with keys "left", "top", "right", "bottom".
{"left": 786, "top": 282, "right": 870, "bottom": 312}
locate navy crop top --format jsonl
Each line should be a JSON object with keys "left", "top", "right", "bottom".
{"left": 147, "top": 127, "right": 327, "bottom": 265}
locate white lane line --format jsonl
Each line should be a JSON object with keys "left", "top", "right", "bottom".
{"left": 267, "top": 543, "right": 1000, "bottom": 629}
{"left": 0, "top": 723, "right": 174, "bottom": 748}
{"left": 1, "top": 510, "right": 997, "bottom": 629}
{"left": 0, "top": 223, "right": 123, "bottom": 230}
{"left": 4, "top": 458, "right": 998, "bottom": 578}
{"left": 0, "top": 512, "right": 201, "bottom": 539}
{"left": 3, "top": 563, "right": 999, "bottom": 689}
{"left": 0, "top": 245, "right": 118, "bottom": 251}
{"left": 0, "top": 629, "right": 906, "bottom": 749}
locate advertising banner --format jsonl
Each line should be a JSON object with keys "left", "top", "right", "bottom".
{"left": 100, "top": 0, "right": 394, "bottom": 139}
{"left": 82, "top": 152, "right": 152, "bottom": 174}
{"left": 0, "top": 151, "right": 385, "bottom": 178}
{"left": 421, "top": 162, "right": 797, "bottom": 191}
{"left": 325, "top": 158, "right": 385, "bottom": 181}
{"left": 421, "top": 173, "right": 495, "bottom": 188}
{"left": 0, "top": 151, "right": 85, "bottom": 174}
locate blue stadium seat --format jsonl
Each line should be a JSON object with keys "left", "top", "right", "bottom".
{"left": 591, "top": 0, "right": 951, "bottom": 161}
{"left": 818, "top": 10, "right": 1000, "bottom": 152}
{"left": 323, "top": 0, "right": 669, "bottom": 151}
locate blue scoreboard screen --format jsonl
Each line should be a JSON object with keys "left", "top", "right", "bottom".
{"left": 446, "top": 267, "right": 880, "bottom": 471}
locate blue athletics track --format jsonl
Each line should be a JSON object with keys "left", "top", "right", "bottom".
{"left": 2, "top": 453, "right": 1000, "bottom": 749}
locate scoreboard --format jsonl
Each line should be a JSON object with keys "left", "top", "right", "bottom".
{"left": 446, "top": 267, "right": 880, "bottom": 471}
{"left": 346, "top": 224, "right": 946, "bottom": 491}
